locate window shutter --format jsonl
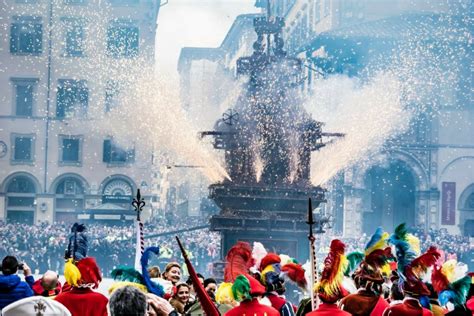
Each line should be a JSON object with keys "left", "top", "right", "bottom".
{"left": 10, "top": 23, "right": 19, "bottom": 53}
{"left": 103, "top": 139, "right": 111, "bottom": 162}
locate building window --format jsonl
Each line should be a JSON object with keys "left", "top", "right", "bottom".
{"left": 11, "top": 134, "right": 35, "bottom": 164}
{"left": 56, "top": 79, "right": 88, "bottom": 119}
{"left": 11, "top": 78, "right": 38, "bottom": 117}
{"left": 62, "top": 19, "right": 85, "bottom": 56}
{"left": 103, "top": 139, "right": 135, "bottom": 164}
{"left": 107, "top": 21, "right": 139, "bottom": 58}
{"left": 105, "top": 80, "right": 120, "bottom": 112}
{"left": 59, "top": 135, "right": 82, "bottom": 165}
{"left": 6, "top": 175, "right": 36, "bottom": 225}
{"left": 10, "top": 16, "right": 42, "bottom": 55}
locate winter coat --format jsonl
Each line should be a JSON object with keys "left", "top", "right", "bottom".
{"left": 0, "top": 274, "right": 34, "bottom": 310}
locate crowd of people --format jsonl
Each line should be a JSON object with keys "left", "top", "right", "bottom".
{"left": 0, "top": 216, "right": 221, "bottom": 278}
{"left": 0, "top": 220, "right": 473, "bottom": 315}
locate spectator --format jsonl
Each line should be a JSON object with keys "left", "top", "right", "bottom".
{"left": 32, "top": 270, "right": 61, "bottom": 298}
{"left": 163, "top": 262, "right": 181, "bottom": 285}
{"left": 109, "top": 285, "right": 147, "bottom": 316}
{"left": 170, "top": 283, "right": 190, "bottom": 314}
{"left": 148, "top": 266, "right": 161, "bottom": 278}
{"left": 0, "top": 256, "right": 34, "bottom": 309}
{"left": 204, "top": 278, "right": 218, "bottom": 300}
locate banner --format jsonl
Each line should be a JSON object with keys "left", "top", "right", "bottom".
{"left": 441, "top": 182, "right": 456, "bottom": 225}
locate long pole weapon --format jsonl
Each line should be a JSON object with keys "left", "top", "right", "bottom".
{"left": 132, "top": 189, "right": 145, "bottom": 270}
{"left": 306, "top": 198, "right": 318, "bottom": 311}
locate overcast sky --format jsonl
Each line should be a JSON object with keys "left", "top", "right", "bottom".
{"left": 155, "top": 0, "right": 260, "bottom": 78}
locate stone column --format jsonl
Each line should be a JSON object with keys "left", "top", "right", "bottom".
{"left": 0, "top": 194, "right": 5, "bottom": 221}
{"left": 35, "top": 194, "right": 54, "bottom": 224}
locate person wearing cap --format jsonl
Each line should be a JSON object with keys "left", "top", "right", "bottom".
{"left": 308, "top": 240, "right": 351, "bottom": 316}
{"left": 340, "top": 228, "right": 393, "bottom": 316}
{"left": 54, "top": 223, "right": 108, "bottom": 316}
{"left": 1, "top": 296, "right": 71, "bottom": 316}
{"left": 259, "top": 253, "right": 296, "bottom": 316}
{"left": 0, "top": 255, "right": 34, "bottom": 310}
{"left": 225, "top": 274, "right": 280, "bottom": 316}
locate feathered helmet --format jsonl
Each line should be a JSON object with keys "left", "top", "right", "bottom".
{"left": 354, "top": 227, "right": 394, "bottom": 289}
{"left": 64, "top": 223, "right": 102, "bottom": 289}
{"left": 431, "top": 259, "right": 472, "bottom": 308}
{"left": 315, "top": 239, "right": 349, "bottom": 303}
{"left": 257, "top": 246, "right": 307, "bottom": 294}
{"left": 220, "top": 241, "right": 262, "bottom": 302}
{"left": 389, "top": 223, "right": 441, "bottom": 297}
{"left": 109, "top": 246, "right": 165, "bottom": 297}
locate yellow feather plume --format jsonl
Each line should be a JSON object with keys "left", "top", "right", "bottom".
{"left": 365, "top": 232, "right": 389, "bottom": 255}
{"left": 316, "top": 254, "right": 348, "bottom": 298}
{"left": 216, "top": 282, "right": 235, "bottom": 305}
{"left": 442, "top": 259, "right": 457, "bottom": 283}
{"left": 406, "top": 234, "right": 421, "bottom": 256}
{"left": 260, "top": 264, "right": 276, "bottom": 283}
{"left": 108, "top": 281, "right": 148, "bottom": 294}
{"left": 64, "top": 258, "right": 81, "bottom": 287}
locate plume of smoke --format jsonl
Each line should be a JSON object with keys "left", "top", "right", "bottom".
{"left": 308, "top": 73, "right": 412, "bottom": 186}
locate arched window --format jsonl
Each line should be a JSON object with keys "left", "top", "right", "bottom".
{"left": 6, "top": 175, "right": 37, "bottom": 224}
{"left": 464, "top": 192, "right": 474, "bottom": 210}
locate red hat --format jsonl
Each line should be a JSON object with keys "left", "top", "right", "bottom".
{"left": 247, "top": 274, "right": 266, "bottom": 296}
{"left": 76, "top": 257, "right": 102, "bottom": 289}
{"left": 259, "top": 253, "right": 280, "bottom": 271}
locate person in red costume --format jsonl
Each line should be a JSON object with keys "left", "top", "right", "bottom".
{"left": 340, "top": 227, "right": 394, "bottom": 316}
{"left": 225, "top": 274, "right": 280, "bottom": 316}
{"left": 32, "top": 270, "right": 62, "bottom": 298}
{"left": 259, "top": 253, "right": 296, "bottom": 316}
{"left": 307, "top": 239, "right": 351, "bottom": 316}
{"left": 382, "top": 224, "right": 442, "bottom": 316}
{"left": 54, "top": 223, "right": 108, "bottom": 316}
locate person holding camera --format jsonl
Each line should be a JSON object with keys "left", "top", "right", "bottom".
{"left": 0, "top": 255, "right": 34, "bottom": 310}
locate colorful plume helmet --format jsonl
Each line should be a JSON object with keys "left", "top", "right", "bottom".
{"left": 259, "top": 253, "right": 284, "bottom": 292}
{"left": 109, "top": 267, "right": 148, "bottom": 294}
{"left": 432, "top": 259, "right": 471, "bottom": 308}
{"left": 402, "top": 246, "right": 441, "bottom": 297}
{"left": 224, "top": 242, "right": 254, "bottom": 283}
{"left": 315, "top": 239, "right": 349, "bottom": 303}
{"left": 64, "top": 223, "right": 102, "bottom": 289}
{"left": 389, "top": 223, "right": 440, "bottom": 297}
{"left": 354, "top": 227, "right": 394, "bottom": 287}
{"left": 231, "top": 274, "right": 266, "bottom": 302}
{"left": 215, "top": 282, "right": 235, "bottom": 306}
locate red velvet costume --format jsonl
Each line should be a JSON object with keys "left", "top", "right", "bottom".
{"left": 382, "top": 298, "right": 433, "bottom": 316}
{"left": 55, "top": 287, "right": 108, "bottom": 316}
{"left": 225, "top": 298, "right": 280, "bottom": 316}
{"left": 340, "top": 289, "right": 389, "bottom": 316}
{"left": 307, "top": 303, "right": 352, "bottom": 316}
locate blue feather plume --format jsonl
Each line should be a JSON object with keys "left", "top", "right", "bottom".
{"left": 365, "top": 227, "right": 383, "bottom": 251}
{"left": 388, "top": 223, "right": 417, "bottom": 275}
{"left": 141, "top": 246, "right": 165, "bottom": 297}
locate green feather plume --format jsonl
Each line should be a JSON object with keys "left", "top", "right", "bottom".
{"left": 344, "top": 252, "right": 364, "bottom": 276}
{"left": 111, "top": 266, "right": 144, "bottom": 284}
{"left": 231, "top": 275, "right": 251, "bottom": 302}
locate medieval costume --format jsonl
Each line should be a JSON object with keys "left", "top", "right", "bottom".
{"left": 431, "top": 259, "right": 473, "bottom": 316}
{"left": 307, "top": 239, "right": 351, "bottom": 316}
{"left": 54, "top": 223, "right": 108, "bottom": 316}
{"left": 382, "top": 223, "right": 441, "bottom": 316}
{"left": 340, "top": 227, "right": 394, "bottom": 316}
{"left": 225, "top": 274, "right": 280, "bottom": 316}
